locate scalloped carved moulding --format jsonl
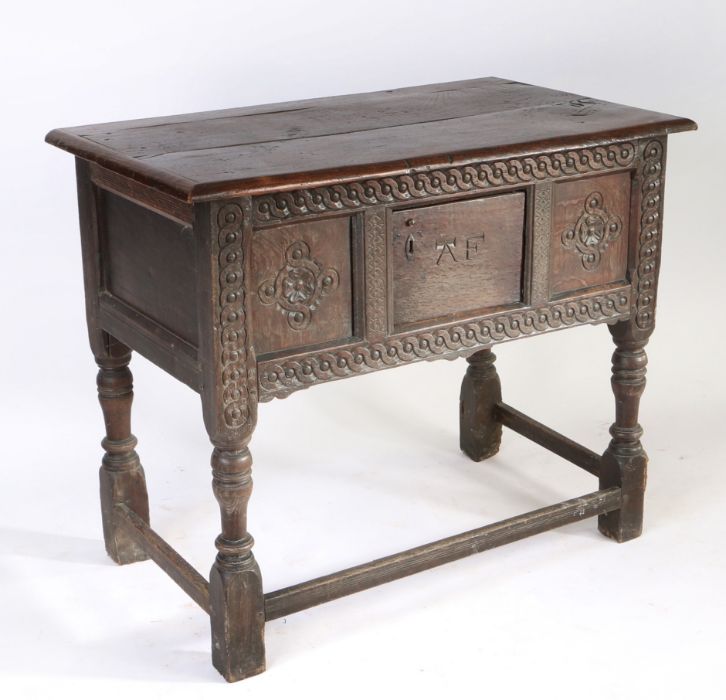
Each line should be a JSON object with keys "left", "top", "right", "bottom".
{"left": 258, "top": 287, "right": 631, "bottom": 401}
{"left": 253, "top": 142, "right": 637, "bottom": 223}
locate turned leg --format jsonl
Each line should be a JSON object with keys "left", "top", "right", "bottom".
{"left": 460, "top": 348, "right": 502, "bottom": 461}
{"left": 209, "top": 439, "right": 265, "bottom": 682}
{"left": 197, "top": 197, "right": 265, "bottom": 680}
{"left": 599, "top": 320, "right": 650, "bottom": 542}
{"left": 97, "top": 347, "right": 150, "bottom": 564}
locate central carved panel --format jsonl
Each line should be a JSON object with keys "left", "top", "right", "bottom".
{"left": 390, "top": 193, "right": 525, "bottom": 331}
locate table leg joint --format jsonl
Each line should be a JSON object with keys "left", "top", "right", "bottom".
{"left": 496, "top": 402, "right": 602, "bottom": 476}
{"left": 263, "top": 487, "right": 621, "bottom": 621}
{"left": 113, "top": 503, "right": 211, "bottom": 614}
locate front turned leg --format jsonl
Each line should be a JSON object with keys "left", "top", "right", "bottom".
{"left": 209, "top": 439, "right": 265, "bottom": 682}
{"left": 97, "top": 348, "right": 150, "bottom": 564}
{"left": 599, "top": 320, "right": 650, "bottom": 542}
{"left": 198, "top": 196, "right": 265, "bottom": 680}
{"left": 460, "top": 348, "right": 502, "bottom": 461}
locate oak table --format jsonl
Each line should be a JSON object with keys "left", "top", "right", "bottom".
{"left": 47, "top": 78, "right": 695, "bottom": 682}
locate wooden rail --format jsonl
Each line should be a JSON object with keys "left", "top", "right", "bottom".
{"left": 114, "top": 503, "right": 211, "bottom": 614}
{"left": 496, "top": 402, "right": 602, "bottom": 476}
{"left": 264, "top": 487, "right": 621, "bottom": 620}
{"left": 113, "top": 402, "right": 615, "bottom": 623}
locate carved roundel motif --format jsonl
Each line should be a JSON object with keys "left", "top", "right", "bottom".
{"left": 561, "top": 191, "right": 622, "bottom": 271}
{"left": 258, "top": 240, "right": 340, "bottom": 330}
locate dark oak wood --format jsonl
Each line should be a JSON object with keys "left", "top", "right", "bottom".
{"left": 97, "top": 293, "right": 200, "bottom": 390}
{"left": 460, "top": 348, "right": 502, "bottom": 461}
{"left": 251, "top": 216, "right": 355, "bottom": 355}
{"left": 47, "top": 78, "right": 694, "bottom": 682}
{"left": 598, "top": 320, "right": 650, "bottom": 541}
{"left": 497, "top": 402, "right": 601, "bottom": 476}
{"left": 208, "top": 443, "right": 265, "bottom": 682}
{"left": 96, "top": 347, "right": 150, "bottom": 565}
{"left": 114, "top": 503, "right": 211, "bottom": 613}
{"left": 550, "top": 171, "right": 631, "bottom": 296}
{"left": 257, "top": 285, "right": 632, "bottom": 402}
{"left": 265, "top": 487, "right": 622, "bottom": 620}
{"left": 391, "top": 193, "right": 524, "bottom": 330}
{"left": 46, "top": 77, "right": 695, "bottom": 199}
{"left": 100, "top": 189, "right": 199, "bottom": 345}
{"left": 90, "top": 163, "right": 193, "bottom": 224}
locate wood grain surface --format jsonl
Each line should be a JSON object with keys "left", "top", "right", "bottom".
{"left": 550, "top": 171, "right": 631, "bottom": 296}
{"left": 391, "top": 192, "right": 525, "bottom": 329}
{"left": 251, "top": 217, "right": 354, "bottom": 355}
{"left": 46, "top": 77, "right": 695, "bottom": 199}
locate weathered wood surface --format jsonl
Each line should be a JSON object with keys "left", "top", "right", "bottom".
{"left": 96, "top": 348, "right": 150, "bottom": 565}
{"left": 47, "top": 79, "right": 695, "bottom": 683}
{"left": 391, "top": 193, "right": 524, "bottom": 330}
{"left": 550, "top": 171, "right": 631, "bottom": 296}
{"left": 497, "top": 402, "right": 601, "bottom": 476}
{"left": 46, "top": 77, "right": 695, "bottom": 199}
{"left": 265, "top": 487, "right": 622, "bottom": 620}
{"left": 114, "top": 503, "right": 211, "bottom": 613}
{"left": 460, "top": 349, "right": 503, "bottom": 461}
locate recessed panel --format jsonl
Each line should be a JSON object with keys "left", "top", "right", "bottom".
{"left": 101, "top": 190, "right": 198, "bottom": 345}
{"left": 251, "top": 217, "right": 353, "bottom": 355}
{"left": 550, "top": 171, "right": 631, "bottom": 297}
{"left": 391, "top": 193, "right": 525, "bottom": 330}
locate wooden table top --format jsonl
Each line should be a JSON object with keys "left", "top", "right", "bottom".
{"left": 46, "top": 77, "right": 695, "bottom": 201}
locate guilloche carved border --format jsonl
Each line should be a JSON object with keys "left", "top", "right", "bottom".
{"left": 253, "top": 142, "right": 636, "bottom": 223}
{"left": 215, "top": 202, "right": 256, "bottom": 428}
{"left": 635, "top": 140, "right": 664, "bottom": 330}
{"left": 258, "top": 287, "right": 631, "bottom": 401}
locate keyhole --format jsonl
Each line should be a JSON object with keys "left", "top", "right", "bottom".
{"left": 405, "top": 233, "right": 415, "bottom": 260}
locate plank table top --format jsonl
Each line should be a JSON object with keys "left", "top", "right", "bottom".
{"left": 46, "top": 77, "right": 695, "bottom": 199}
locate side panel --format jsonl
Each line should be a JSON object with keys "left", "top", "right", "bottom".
{"left": 100, "top": 189, "right": 199, "bottom": 346}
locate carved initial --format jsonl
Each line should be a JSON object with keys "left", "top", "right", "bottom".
{"left": 465, "top": 234, "right": 485, "bottom": 260}
{"left": 258, "top": 240, "right": 339, "bottom": 330}
{"left": 435, "top": 238, "right": 458, "bottom": 264}
{"left": 434, "top": 235, "right": 485, "bottom": 264}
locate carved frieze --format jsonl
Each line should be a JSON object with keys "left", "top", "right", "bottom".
{"left": 254, "top": 143, "right": 636, "bottom": 223}
{"left": 258, "top": 288, "right": 631, "bottom": 400}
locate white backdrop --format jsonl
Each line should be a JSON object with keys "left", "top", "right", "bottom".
{"left": 1, "top": 1, "right": 725, "bottom": 698}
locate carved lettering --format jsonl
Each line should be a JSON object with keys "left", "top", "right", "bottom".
{"left": 435, "top": 238, "right": 458, "bottom": 264}
{"left": 433, "top": 234, "right": 485, "bottom": 264}
{"left": 465, "top": 234, "right": 485, "bottom": 260}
